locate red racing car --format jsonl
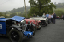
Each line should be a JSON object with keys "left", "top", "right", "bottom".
{"left": 25, "top": 19, "right": 41, "bottom": 30}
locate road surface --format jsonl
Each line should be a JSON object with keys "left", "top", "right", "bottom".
{"left": 0, "top": 19, "right": 64, "bottom": 42}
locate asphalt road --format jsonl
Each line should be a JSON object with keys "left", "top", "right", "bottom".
{"left": 0, "top": 19, "right": 64, "bottom": 42}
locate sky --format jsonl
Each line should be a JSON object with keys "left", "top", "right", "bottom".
{"left": 0, "top": 0, "right": 64, "bottom": 12}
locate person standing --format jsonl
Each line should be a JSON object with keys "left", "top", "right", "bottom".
{"left": 33, "top": 13, "right": 36, "bottom": 17}
{"left": 42, "top": 13, "right": 46, "bottom": 18}
{"left": 62, "top": 15, "right": 64, "bottom": 20}
{"left": 53, "top": 13, "right": 56, "bottom": 24}
{"left": 48, "top": 14, "right": 52, "bottom": 23}
{"left": 46, "top": 13, "right": 49, "bottom": 18}
{"left": 51, "top": 14, "right": 53, "bottom": 23}
{"left": 46, "top": 13, "right": 50, "bottom": 24}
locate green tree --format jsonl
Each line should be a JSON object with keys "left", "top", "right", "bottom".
{"left": 0, "top": 12, "right": 7, "bottom": 18}
{"left": 55, "top": 10, "right": 64, "bottom": 17}
{"left": 10, "top": 13, "right": 17, "bottom": 17}
{"left": 0, "top": 12, "right": 3, "bottom": 16}
{"left": 29, "top": 0, "right": 56, "bottom": 16}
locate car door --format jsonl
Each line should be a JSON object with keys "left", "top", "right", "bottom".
{"left": 0, "top": 21, "right": 6, "bottom": 34}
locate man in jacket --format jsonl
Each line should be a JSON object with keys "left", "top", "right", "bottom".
{"left": 53, "top": 13, "right": 56, "bottom": 24}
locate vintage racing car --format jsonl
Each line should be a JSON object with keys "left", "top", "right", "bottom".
{"left": 0, "top": 16, "right": 35, "bottom": 42}
{"left": 25, "top": 19, "right": 41, "bottom": 30}
{"left": 30, "top": 17, "right": 48, "bottom": 26}
{"left": 11, "top": 16, "right": 35, "bottom": 38}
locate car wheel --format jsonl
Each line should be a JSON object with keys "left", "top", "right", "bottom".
{"left": 9, "top": 29, "right": 23, "bottom": 42}
{"left": 33, "top": 27, "right": 35, "bottom": 36}
{"left": 48, "top": 20, "right": 50, "bottom": 24}
{"left": 45, "top": 21, "right": 48, "bottom": 26}
{"left": 45, "top": 23, "right": 47, "bottom": 26}
{"left": 43, "top": 23, "right": 47, "bottom": 27}
{"left": 37, "top": 25, "right": 41, "bottom": 30}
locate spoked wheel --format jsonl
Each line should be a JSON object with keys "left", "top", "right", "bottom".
{"left": 9, "top": 29, "right": 23, "bottom": 42}
{"left": 11, "top": 31, "right": 19, "bottom": 41}
{"left": 37, "top": 25, "right": 41, "bottom": 30}
{"left": 45, "top": 21, "right": 48, "bottom": 26}
{"left": 45, "top": 23, "right": 47, "bottom": 26}
{"left": 33, "top": 28, "right": 35, "bottom": 36}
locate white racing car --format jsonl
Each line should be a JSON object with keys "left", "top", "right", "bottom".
{"left": 30, "top": 17, "right": 48, "bottom": 26}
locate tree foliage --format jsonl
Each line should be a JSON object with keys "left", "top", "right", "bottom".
{"left": 55, "top": 10, "right": 64, "bottom": 17}
{"left": 10, "top": 13, "right": 17, "bottom": 17}
{"left": 10, "top": 6, "right": 30, "bottom": 13}
{"left": 29, "top": 0, "right": 56, "bottom": 16}
{"left": 0, "top": 12, "right": 3, "bottom": 16}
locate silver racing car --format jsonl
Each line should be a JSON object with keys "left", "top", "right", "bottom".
{"left": 30, "top": 17, "right": 48, "bottom": 27}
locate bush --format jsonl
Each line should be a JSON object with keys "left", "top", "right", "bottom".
{"left": 54, "top": 10, "right": 64, "bottom": 17}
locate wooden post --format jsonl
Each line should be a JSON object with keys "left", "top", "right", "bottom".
{"left": 24, "top": 0, "right": 27, "bottom": 17}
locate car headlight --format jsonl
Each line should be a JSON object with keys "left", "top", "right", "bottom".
{"left": 21, "top": 20, "right": 24, "bottom": 22}
{"left": 21, "top": 20, "right": 26, "bottom": 24}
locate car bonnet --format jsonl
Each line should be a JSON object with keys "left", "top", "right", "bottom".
{"left": 11, "top": 16, "right": 25, "bottom": 22}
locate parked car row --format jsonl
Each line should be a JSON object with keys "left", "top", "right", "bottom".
{"left": 0, "top": 16, "right": 48, "bottom": 42}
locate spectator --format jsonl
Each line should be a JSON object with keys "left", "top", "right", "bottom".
{"left": 33, "top": 13, "right": 36, "bottom": 17}
{"left": 42, "top": 13, "right": 46, "bottom": 18}
{"left": 37, "top": 15, "right": 39, "bottom": 17}
{"left": 46, "top": 13, "right": 49, "bottom": 18}
{"left": 51, "top": 14, "right": 53, "bottom": 23}
{"left": 48, "top": 14, "right": 52, "bottom": 23}
{"left": 53, "top": 13, "right": 56, "bottom": 24}
{"left": 60, "top": 15, "right": 63, "bottom": 20}
{"left": 63, "top": 15, "right": 64, "bottom": 20}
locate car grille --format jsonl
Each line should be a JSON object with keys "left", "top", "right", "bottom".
{"left": 41, "top": 20, "right": 46, "bottom": 25}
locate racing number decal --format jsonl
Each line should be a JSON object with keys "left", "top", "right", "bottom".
{"left": 0, "top": 24, "right": 2, "bottom": 29}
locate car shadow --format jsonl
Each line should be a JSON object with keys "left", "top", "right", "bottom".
{"left": 22, "top": 37, "right": 35, "bottom": 42}
{"left": 0, "top": 36, "right": 11, "bottom": 42}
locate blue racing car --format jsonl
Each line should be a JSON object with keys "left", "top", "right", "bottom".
{"left": 0, "top": 16, "right": 35, "bottom": 42}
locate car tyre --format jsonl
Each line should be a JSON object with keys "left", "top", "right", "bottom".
{"left": 37, "top": 25, "right": 41, "bottom": 30}
{"left": 9, "top": 29, "right": 23, "bottom": 42}
{"left": 33, "top": 27, "right": 35, "bottom": 36}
